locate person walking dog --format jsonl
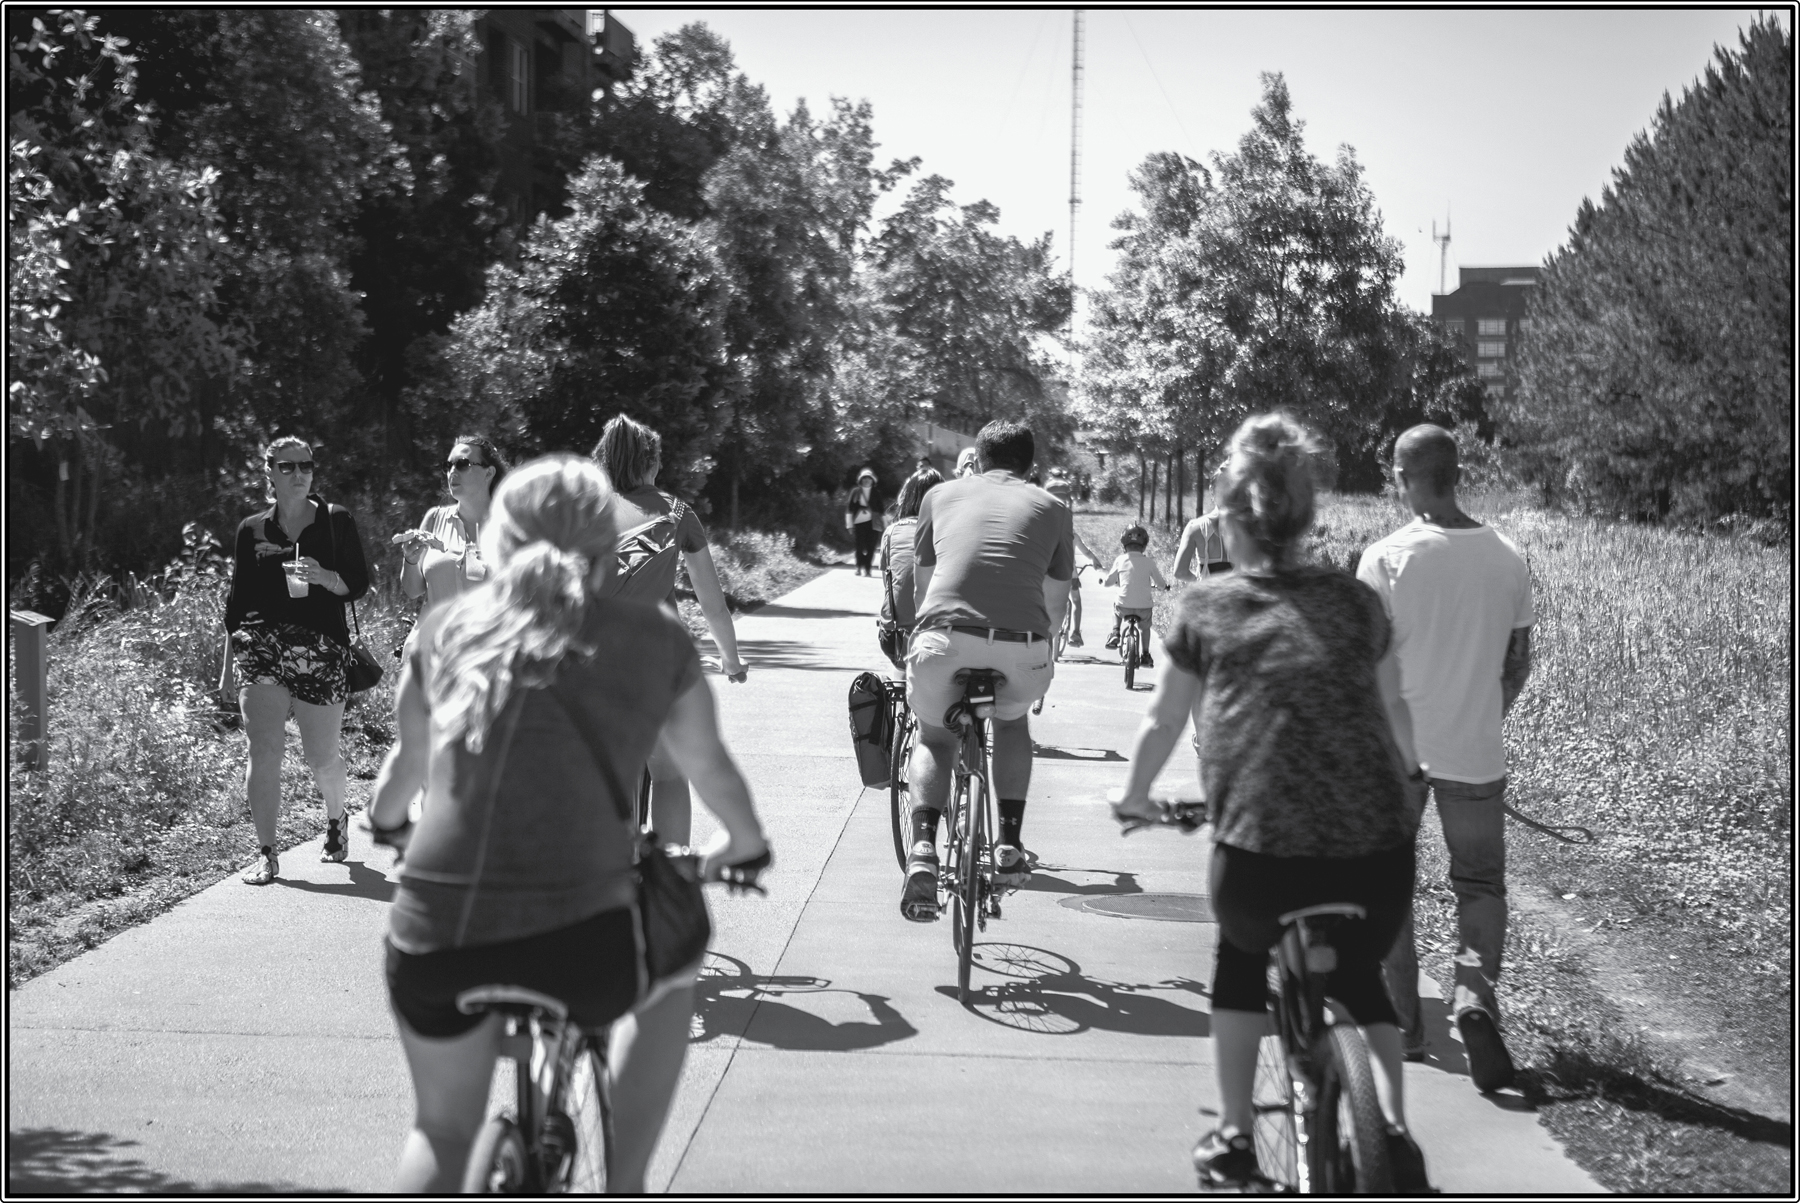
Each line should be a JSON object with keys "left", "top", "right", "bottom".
{"left": 1358, "top": 424, "right": 1534, "bottom": 1093}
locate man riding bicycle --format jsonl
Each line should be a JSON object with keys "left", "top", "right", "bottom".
{"left": 899, "top": 421, "right": 1075, "bottom": 920}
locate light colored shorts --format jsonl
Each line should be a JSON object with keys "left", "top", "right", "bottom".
{"left": 905, "top": 627, "right": 1054, "bottom": 725}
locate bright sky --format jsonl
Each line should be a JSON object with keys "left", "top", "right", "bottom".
{"left": 613, "top": 7, "right": 1769, "bottom": 322}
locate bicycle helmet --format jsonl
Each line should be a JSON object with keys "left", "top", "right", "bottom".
{"left": 1121, "top": 524, "right": 1149, "bottom": 550}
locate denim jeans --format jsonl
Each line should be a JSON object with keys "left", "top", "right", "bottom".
{"left": 1382, "top": 775, "right": 1509, "bottom": 1038}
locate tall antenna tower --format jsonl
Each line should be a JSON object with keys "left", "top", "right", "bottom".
{"left": 1068, "top": 9, "right": 1084, "bottom": 340}
{"left": 1432, "top": 211, "right": 1452, "bottom": 295}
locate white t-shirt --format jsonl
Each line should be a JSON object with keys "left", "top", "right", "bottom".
{"left": 1356, "top": 520, "right": 1533, "bottom": 784}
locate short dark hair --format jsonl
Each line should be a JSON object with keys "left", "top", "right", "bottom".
{"left": 896, "top": 468, "right": 942, "bottom": 519}
{"left": 1394, "top": 424, "right": 1459, "bottom": 493}
{"left": 452, "top": 433, "right": 509, "bottom": 492}
{"left": 976, "top": 419, "right": 1034, "bottom": 475}
{"left": 592, "top": 415, "right": 662, "bottom": 490}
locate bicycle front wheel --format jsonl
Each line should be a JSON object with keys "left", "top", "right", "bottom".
{"left": 553, "top": 1035, "right": 611, "bottom": 1193}
{"left": 888, "top": 713, "right": 915, "bottom": 871}
{"left": 951, "top": 773, "right": 982, "bottom": 1003}
{"left": 1307, "top": 1024, "right": 1393, "bottom": 1194}
{"left": 463, "top": 1115, "right": 532, "bottom": 1194}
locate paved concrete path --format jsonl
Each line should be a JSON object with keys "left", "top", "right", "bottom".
{"left": 9, "top": 567, "right": 1600, "bottom": 1194}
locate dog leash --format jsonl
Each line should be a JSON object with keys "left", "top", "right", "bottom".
{"left": 1504, "top": 801, "right": 1596, "bottom": 845}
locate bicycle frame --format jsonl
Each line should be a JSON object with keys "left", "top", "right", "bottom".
{"left": 944, "top": 670, "right": 1002, "bottom": 1002}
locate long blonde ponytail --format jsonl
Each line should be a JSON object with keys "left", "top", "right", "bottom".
{"left": 430, "top": 455, "right": 617, "bottom": 752}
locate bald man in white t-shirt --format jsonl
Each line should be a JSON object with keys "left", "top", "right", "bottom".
{"left": 1357, "top": 425, "right": 1534, "bottom": 1095}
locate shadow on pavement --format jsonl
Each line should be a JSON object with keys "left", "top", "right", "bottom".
{"left": 747, "top": 604, "right": 869, "bottom": 621}
{"left": 1518, "top": 1056, "right": 1794, "bottom": 1145}
{"left": 1032, "top": 744, "right": 1126, "bottom": 762}
{"left": 1014, "top": 869, "right": 1144, "bottom": 897}
{"left": 6, "top": 1127, "right": 331, "bottom": 1194}
{"left": 692, "top": 953, "right": 917, "bottom": 1052}
{"left": 733, "top": 637, "right": 847, "bottom": 674}
{"left": 949, "top": 943, "right": 1209, "bottom": 1038}
{"left": 273, "top": 859, "right": 395, "bottom": 903}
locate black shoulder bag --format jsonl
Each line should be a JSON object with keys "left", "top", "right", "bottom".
{"left": 322, "top": 500, "right": 384, "bottom": 693}
{"left": 548, "top": 678, "right": 710, "bottom": 993}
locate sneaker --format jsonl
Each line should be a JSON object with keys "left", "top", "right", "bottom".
{"left": 1386, "top": 1127, "right": 1434, "bottom": 1194}
{"left": 1140, "top": 650, "right": 1154, "bottom": 668}
{"left": 1458, "top": 1008, "right": 1516, "bottom": 1093}
{"left": 992, "top": 844, "right": 1031, "bottom": 886}
{"left": 243, "top": 846, "right": 278, "bottom": 886}
{"left": 1104, "top": 632, "right": 1120, "bottom": 649}
{"left": 1193, "top": 1128, "right": 1264, "bottom": 1191}
{"left": 1068, "top": 631, "right": 1084, "bottom": 647}
{"left": 321, "top": 818, "right": 347, "bottom": 863}
{"left": 900, "top": 844, "right": 939, "bottom": 922}
{"left": 1403, "top": 1041, "right": 1427, "bottom": 1063}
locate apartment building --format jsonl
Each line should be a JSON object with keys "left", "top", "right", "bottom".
{"left": 1430, "top": 266, "right": 1541, "bottom": 404}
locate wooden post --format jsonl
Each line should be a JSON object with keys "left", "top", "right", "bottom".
{"left": 1137, "top": 453, "right": 1146, "bottom": 520}
{"left": 1176, "top": 445, "right": 1186, "bottom": 527}
{"left": 11, "top": 610, "right": 53, "bottom": 771}
{"left": 1148, "top": 457, "right": 1159, "bottom": 524}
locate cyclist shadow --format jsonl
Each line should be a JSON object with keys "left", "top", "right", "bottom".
{"left": 943, "top": 942, "right": 1210, "bottom": 1038}
{"left": 1012, "top": 867, "right": 1144, "bottom": 898}
{"left": 691, "top": 952, "right": 918, "bottom": 1052}
{"left": 272, "top": 859, "right": 394, "bottom": 903}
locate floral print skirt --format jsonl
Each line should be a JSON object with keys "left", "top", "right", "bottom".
{"left": 231, "top": 621, "right": 352, "bottom": 707}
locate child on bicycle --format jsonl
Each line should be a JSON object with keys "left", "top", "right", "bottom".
{"left": 1102, "top": 525, "right": 1169, "bottom": 665}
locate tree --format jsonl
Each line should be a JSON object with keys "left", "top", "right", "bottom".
{"left": 1503, "top": 16, "right": 1791, "bottom": 524}
{"left": 417, "top": 158, "right": 730, "bottom": 497}
{"left": 862, "top": 174, "right": 1073, "bottom": 449}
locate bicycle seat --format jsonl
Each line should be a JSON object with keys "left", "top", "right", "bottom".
{"left": 945, "top": 668, "right": 1005, "bottom": 726}
{"left": 456, "top": 984, "right": 569, "bottom": 1022}
{"left": 1277, "top": 902, "right": 1367, "bottom": 926}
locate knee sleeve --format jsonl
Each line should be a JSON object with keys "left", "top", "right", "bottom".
{"left": 1212, "top": 937, "right": 1271, "bottom": 1014}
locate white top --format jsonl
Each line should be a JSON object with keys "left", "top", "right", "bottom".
{"left": 1103, "top": 550, "right": 1169, "bottom": 609}
{"left": 1356, "top": 520, "right": 1533, "bottom": 784}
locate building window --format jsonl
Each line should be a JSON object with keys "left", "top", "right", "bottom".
{"left": 1477, "top": 318, "right": 1507, "bottom": 337}
{"left": 1516, "top": 318, "right": 1533, "bottom": 336}
{"left": 1477, "top": 362, "right": 1505, "bottom": 379}
{"left": 1439, "top": 319, "right": 1464, "bottom": 339}
{"left": 509, "top": 40, "right": 531, "bottom": 113}
{"left": 1477, "top": 340, "right": 1507, "bottom": 359}
{"left": 1485, "top": 383, "right": 1506, "bottom": 399}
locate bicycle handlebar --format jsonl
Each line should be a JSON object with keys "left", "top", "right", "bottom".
{"left": 662, "top": 845, "right": 773, "bottom": 895}
{"left": 1107, "top": 789, "right": 1206, "bottom": 835}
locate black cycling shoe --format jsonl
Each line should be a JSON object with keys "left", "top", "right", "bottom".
{"left": 1194, "top": 1129, "right": 1266, "bottom": 1192}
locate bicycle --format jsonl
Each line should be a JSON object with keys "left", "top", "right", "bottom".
{"left": 887, "top": 675, "right": 918, "bottom": 871}
{"left": 1119, "top": 612, "right": 1145, "bottom": 690}
{"left": 457, "top": 847, "right": 772, "bottom": 1195}
{"left": 940, "top": 668, "right": 1006, "bottom": 1004}
{"left": 1113, "top": 797, "right": 1395, "bottom": 1195}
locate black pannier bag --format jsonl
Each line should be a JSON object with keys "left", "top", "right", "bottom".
{"left": 847, "top": 671, "right": 892, "bottom": 787}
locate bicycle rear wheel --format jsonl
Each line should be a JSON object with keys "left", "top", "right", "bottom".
{"left": 553, "top": 1034, "right": 611, "bottom": 1193}
{"left": 951, "top": 772, "right": 982, "bottom": 1003}
{"left": 1122, "top": 623, "right": 1138, "bottom": 690}
{"left": 463, "top": 1115, "right": 532, "bottom": 1194}
{"left": 888, "top": 712, "right": 915, "bottom": 871}
{"left": 1307, "top": 1024, "right": 1393, "bottom": 1194}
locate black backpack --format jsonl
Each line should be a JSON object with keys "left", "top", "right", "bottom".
{"left": 847, "top": 671, "right": 892, "bottom": 787}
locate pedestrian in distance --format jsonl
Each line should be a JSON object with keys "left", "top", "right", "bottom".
{"left": 1361, "top": 424, "right": 1534, "bottom": 1093}
{"left": 1044, "top": 465, "right": 1105, "bottom": 647}
{"left": 222, "top": 435, "right": 370, "bottom": 884}
{"left": 876, "top": 466, "right": 942, "bottom": 670}
{"left": 1102, "top": 525, "right": 1170, "bottom": 666}
{"left": 1110, "top": 412, "right": 1430, "bottom": 1193}
{"left": 846, "top": 467, "right": 883, "bottom": 577}
{"left": 592, "top": 415, "right": 748, "bottom": 846}
{"left": 392, "top": 435, "right": 508, "bottom": 621}
{"left": 954, "top": 446, "right": 980, "bottom": 478}
{"left": 899, "top": 420, "right": 1075, "bottom": 918}
{"left": 365, "top": 454, "right": 769, "bottom": 1194}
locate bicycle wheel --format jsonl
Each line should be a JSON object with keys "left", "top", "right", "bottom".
{"left": 1252, "top": 1027, "right": 1299, "bottom": 1191}
{"left": 952, "top": 772, "right": 982, "bottom": 1003}
{"left": 552, "top": 1034, "right": 611, "bottom": 1193}
{"left": 1307, "top": 1025, "right": 1394, "bottom": 1195}
{"left": 888, "top": 711, "right": 915, "bottom": 871}
{"left": 1122, "top": 622, "right": 1137, "bottom": 690}
{"left": 463, "top": 1115, "right": 532, "bottom": 1194}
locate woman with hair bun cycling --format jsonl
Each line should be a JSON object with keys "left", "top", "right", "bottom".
{"left": 365, "top": 454, "right": 768, "bottom": 1193}
{"left": 1110, "top": 412, "right": 1431, "bottom": 1193}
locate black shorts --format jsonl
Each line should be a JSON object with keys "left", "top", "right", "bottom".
{"left": 1209, "top": 840, "right": 1415, "bottom": 1025}
{"left": 386, "top": 906, "right": 640, "bottom": 1039}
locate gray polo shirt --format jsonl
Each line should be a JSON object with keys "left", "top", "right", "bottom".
{"left": 913, "top": 470, "right": 1075, "bottom": 637}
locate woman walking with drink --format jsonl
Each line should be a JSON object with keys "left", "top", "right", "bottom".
{"left": 393, "top": 435, "right": 508, "bottom": 619}
{"left": 223, "top": 436, "right": 370, "bottom": 884}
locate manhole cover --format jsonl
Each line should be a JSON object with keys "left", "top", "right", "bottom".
{"left": 1059, "top": 892, "right": 1214, "bottom": 922}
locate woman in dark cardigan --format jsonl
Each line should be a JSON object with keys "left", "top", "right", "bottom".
{"left": 224, "top": 435, "right": 370, "bottom": 884}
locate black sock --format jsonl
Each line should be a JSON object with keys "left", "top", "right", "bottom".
{"left": 911, "top": 807, "right": 941, "bottom": 848}
{"left": 999, "top": 800, "right": 1027, "bottom": 849}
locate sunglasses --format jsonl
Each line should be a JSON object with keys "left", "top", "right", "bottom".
{"left": 269, "top": 460, "right": 315, "bottom": 475}
{"left": 446, "top": 458, "right": 488, "bottom": 474}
